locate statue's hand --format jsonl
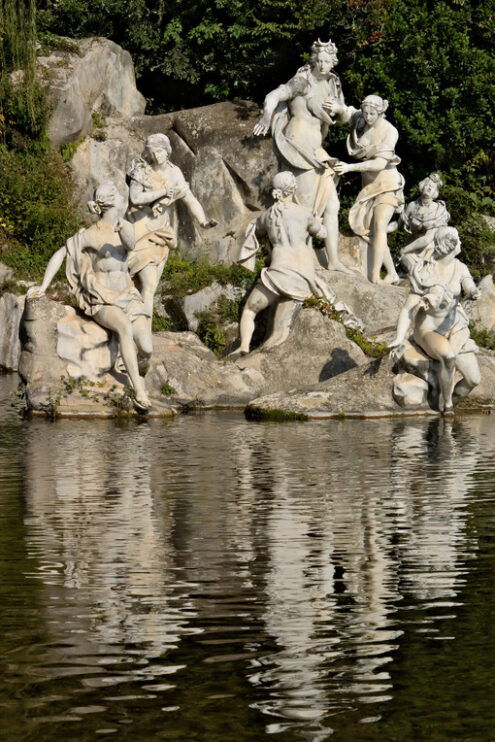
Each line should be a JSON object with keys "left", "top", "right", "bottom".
{"left": 469, "top": 288, "right": 481, "bottom": 300}
{"left": 27, "top": 286, "right": 46, "bottom": 299}
{"left": 388, "top": 338, "right": 405, "bottom": 361}
{"left": 333, "top": 161, "right": 352, "bottom": 176}
{"left": 253, "top": 119, "right": 270, "bottom": 136}
{"left": 322, "top": 98, "right": 344, "bottom": 117}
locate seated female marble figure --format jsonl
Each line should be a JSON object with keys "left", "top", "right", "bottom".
{"left": 27, "top": 183, "right": 153, "bottom": 411}
{"left": 232, "top": 171, "right": 327, "bottom": 356}
{"left": 389, "top": 226, "right": 480, "bottom": 413}
{"left": 392, "top": 173, "right": 450, "bottom": 261}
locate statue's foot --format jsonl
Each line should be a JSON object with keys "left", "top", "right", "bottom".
{"left": 134, "top": 392, "right": 152, "bottom": 412}
{"left": 442, "top": 406, "right": 455, "bottom": 417}
{"left": 327, "top": 261, "right": 358, "bottom": 275}
{"left": 229, "top": 347, "right": 249, "bottom": 359}
{"left": 383, "top": 272, "right": 401, "bottom": 285}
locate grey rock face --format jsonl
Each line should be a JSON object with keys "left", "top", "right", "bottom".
{"left": 323, "top": 270, "right": 408, "bottom": 336}
{"left": 235, "top": 305, "right": 366, "bottom": 395}
{"left": 0, "top": 293, "right": 26, "bottom": 371}
{"left": 39, "top": 37, "right": 146, "bottom": 148}
{"left": 464, "top": 274, "right": 495, "bottom": 332}
{"left": 246, "top": 356, "right": 407, "bottom": 420}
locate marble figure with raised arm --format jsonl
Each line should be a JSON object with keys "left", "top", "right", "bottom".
{"left": 253, "top": 39, "right": 353, "bottom": 274}
{"left": 232, "top": 171, "right": 330, "bottom": 356}
{"left": 127, "top": 133, "right": 217, "bottom": 329}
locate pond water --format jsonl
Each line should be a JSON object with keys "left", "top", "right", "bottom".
{"left": 1, "top": 373, "right": 495, "bottom": 741}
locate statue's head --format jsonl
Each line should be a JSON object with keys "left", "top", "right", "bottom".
{"left": 88, "top": 182, "right": 123, "bottom": 215}
{"left": 418, "top": 172, "right": 443, "bottom": 199}
{"left": 143, "top": 133, "right": 172, "bottom": 165}
{"left": 361, "top": 95, "right": 388, "bottom": 125}
{"left": 272, "top": 171, "right": 296, "bottom": 201}
{"left": 310, "top": 39, "right": 338, "bottom": 78}
{"left": 434, "top": 226, "right": 461, "bottom": 257}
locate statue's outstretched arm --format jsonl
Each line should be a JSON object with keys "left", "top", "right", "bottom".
{"left": 181, "top": 191, "right": 217, "bottom": 228}
{"left": 27, "top": 246, "right": 67, "bottom": 298}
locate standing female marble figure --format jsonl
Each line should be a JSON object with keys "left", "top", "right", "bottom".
{"left": 389, "top": 227, "right": 480, "bottom": 412}
{"left": 27, "top": 183, "right": 153, "bottom": 411}
{"left": 127, "top": 133, "right": 216, "bottom": 327}
{"left": 253, "top": 39, "right": 353, "bottom": 274}
{"left": 395, "top": 173, "right": 450, "bottom": 261}
{"left": 327, "top": 94, "right": 404, "bottom": 284}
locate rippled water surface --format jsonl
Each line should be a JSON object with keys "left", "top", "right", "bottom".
{"left": 1, "top": 374, "right": 495, "bottom": 741}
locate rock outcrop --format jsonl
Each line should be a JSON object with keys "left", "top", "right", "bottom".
{"left": 38, "top": 37, "right": 146, "bottom": 148}
{"left": 0, "top": 292, "right": 26, "bottom": 371}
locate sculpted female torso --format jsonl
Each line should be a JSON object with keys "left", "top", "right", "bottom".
{"left": 253, "top": 39, "right": 352, "bottom": 274}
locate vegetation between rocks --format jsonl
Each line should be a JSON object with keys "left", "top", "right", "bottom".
{"left": 303, "top": 296, "right": 389, "bottom": 359}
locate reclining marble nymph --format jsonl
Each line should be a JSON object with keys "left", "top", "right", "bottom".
{"left": 27, "top": 183, "right": 153, "bottom": 411}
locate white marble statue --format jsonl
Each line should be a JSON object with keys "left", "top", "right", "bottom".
{"left": 393, "top": 172, "right": 450, "bottom": 261}
{"left": 327, "top": 94, "right": 404, "bottom": 284}
{"left": 253, "top": 39, "right": 353, "bottom": 275}
{"left": 389, "top": 226, "right": 480, "bottom": 413}
{"left": 27, "top": 183, "right": 153, "bottom": 411}
{"left": 233, "top": 171, "right": 329, "bottom": 355}
{"left": 127, "top": 133, "right": 217, "bottom": 328}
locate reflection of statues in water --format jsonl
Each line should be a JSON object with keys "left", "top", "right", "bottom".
{"left": 327, "top": 95, "right": 404, "bottom": 284}
{"left": 127, "top": 133, "right": 217, "bottom": 331}
{"left": 390, "top": 227, "right": 480, "bottom": 413}
{"left": 253, "top": 39, "right": 353, "bottom": 274}
{"left": 23, "top": 420, "right": 195, "bottom": 661}
{"left": 392, "top": 172, "right": 450, "bottom": 262}
{"left": 27, "top": 183, "right": 153, "bottom": 411}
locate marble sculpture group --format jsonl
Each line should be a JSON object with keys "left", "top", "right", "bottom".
{"left": 28, "top": 38, "right": 481, "bottom": 415}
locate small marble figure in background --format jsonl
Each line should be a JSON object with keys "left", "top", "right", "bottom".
{"left": 233, "top": 171, "right": 327, "bottom": 356}
{"left": 27, "top": 183, "right": 153, "bottom": 411}
{"left": 253, "top": 39, "right": 353, "bottom": 274}
{"left": 389, "top": 226, "right": 480, "bottom": 413}
{"left": 127, "top": 133, "right": 217, "bottom": 328}
{"left": 393, "top": 172, "right": 450, "bottom": 262}
{"left": 327, "top": 94, "right": 404, "bottom": 285}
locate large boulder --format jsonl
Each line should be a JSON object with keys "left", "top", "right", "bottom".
{"left": 234, "top": 304, "right": 366, "bottom": 395}
{"left": 323, "top": 269, "right": 408, "bottom": 336}
{"left": 38, "top": 37, "right": 146, "bottom": 148}
{"left": 67, "top": 98, "right": 278, "bottom": 264}
{"left": 465, "top": 274, "right": 495, "bottom": 332}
